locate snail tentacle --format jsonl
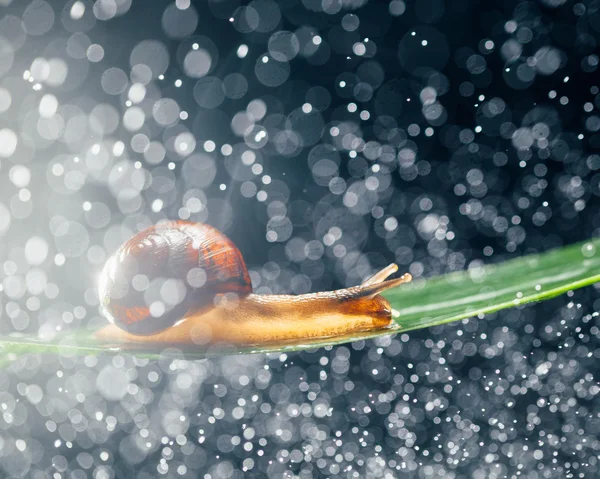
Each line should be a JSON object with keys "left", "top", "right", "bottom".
{"left": 353, "top": 264, "right": 412, "bottom": 298}
{"left": 361, "top": 263, "right": 399, "bottom": 287}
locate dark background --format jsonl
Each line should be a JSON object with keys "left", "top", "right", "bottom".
{"left": 0, "top": 0, "right": 599, "bottom": 477}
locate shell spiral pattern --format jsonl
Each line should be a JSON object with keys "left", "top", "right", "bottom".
{"left": 98, "top": 221, "right": 252, "bottom": 335}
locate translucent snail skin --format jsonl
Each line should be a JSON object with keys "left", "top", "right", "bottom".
{"left": 95, "top": 221, "right": 412, "bottom": 348}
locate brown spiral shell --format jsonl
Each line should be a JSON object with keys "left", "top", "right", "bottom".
{"left": 98, "top": 221, "right": 252, "bottom": 335}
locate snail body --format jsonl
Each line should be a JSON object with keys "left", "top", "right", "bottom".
{"left": 96, "top": 221, "right": 411, "bottom": 348}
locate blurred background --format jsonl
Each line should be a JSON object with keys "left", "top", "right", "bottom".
{"left": 0, "top": 0, "right": 600, "bottom": 477}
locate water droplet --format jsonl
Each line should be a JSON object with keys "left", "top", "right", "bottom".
{"left": 582, "top": 243, "right": 596, "bottom": 258}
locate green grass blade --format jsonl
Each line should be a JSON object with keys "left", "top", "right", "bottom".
{"left": 1, "top": 238, "right": 599, "bottom": 361}
{"left": 385, "top": 238, "right": 600, "bottom": 332}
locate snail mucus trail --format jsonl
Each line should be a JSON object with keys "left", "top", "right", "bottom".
{"left": 95, "top": 221, "right": 412, "bottom": 348}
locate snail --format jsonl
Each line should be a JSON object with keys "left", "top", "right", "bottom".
{"left": 95, "top": 220, "right": 412, "bottom": 348}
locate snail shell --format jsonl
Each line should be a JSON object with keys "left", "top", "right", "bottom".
{"left": 98, "top": 221, "right": 251, "bottom": 335}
